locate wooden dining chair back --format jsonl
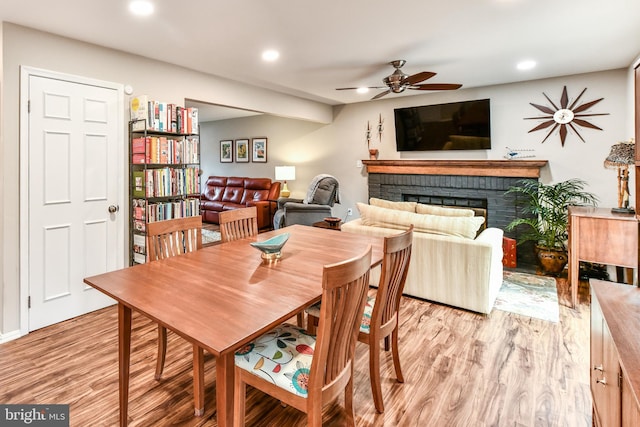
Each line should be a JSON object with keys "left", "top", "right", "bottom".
{"left": 359, "top": 224, "right": 413, "bottom": 413}
{"left": 146, "top": 215, "right": 205, "bottom": 415}
{"left": 234, "top": 246, "right": 372, "bottom": 426}
{"left": 219, "top": 206, "right": 259, "bottom": 242}
{"left": 147, "top": 216, "right": 202, "bottom": 261}
{"left": 306, "top": 225, "right": 413, "bottom": 413}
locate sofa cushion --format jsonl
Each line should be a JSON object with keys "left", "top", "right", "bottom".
{"left": 222, "top": 186, "right": 244, "bottom": 203}
{"left": 244, "top": 178, "right": 273, "bottom": 190}
{"left": 369, "top": 197, "right": 416, "bottom": 212}
{"left": 415, "top": 203, "right": 475, "bottom": 217}
{"left": 202, "top": 177, "right": 226, "bottom": 202}
{"left": 357, "top": 203, "right": 485, "bottom": 239}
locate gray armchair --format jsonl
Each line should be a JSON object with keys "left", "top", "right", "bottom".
{"left": 273, "top": 174, "right": 340, "bottom": 229}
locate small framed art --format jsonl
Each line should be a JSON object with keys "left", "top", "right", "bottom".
{"left": 235, "top": 139, "right": 249, "bottom": 163}
{"left": 220, "top": 140, "right": 233, "bottom": 163}
{"left": 252, "top": 137, "right": 267, "bottom": 163}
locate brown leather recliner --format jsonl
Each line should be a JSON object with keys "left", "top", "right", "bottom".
{"left": 200, "top": 176, "right": 281, "bottom": 229}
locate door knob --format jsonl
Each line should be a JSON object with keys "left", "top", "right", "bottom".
{"left": 108, "top": 205, "right": 119, "bottom": 213}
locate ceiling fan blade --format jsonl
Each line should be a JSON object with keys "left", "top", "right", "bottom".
{"left": 336, "top": 86, "right": 387, "bottom": 91}
{"left": 371, "top": 90, "right": 391, "bottom": 100}
{"left": 403, "top": 71, "right": 436, "bottom": 85}
{"left": 412, "top": 83, "right": 463, "bottom": 91}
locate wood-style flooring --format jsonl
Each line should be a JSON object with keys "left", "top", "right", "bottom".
{"left": 0, "top": 274, "right": 592, "bottom": 426}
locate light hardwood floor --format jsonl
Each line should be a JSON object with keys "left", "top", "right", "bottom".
{"left": 0, "top": 274, "right": 591, "bottom": 426}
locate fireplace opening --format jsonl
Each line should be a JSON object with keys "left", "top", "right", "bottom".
{"left": 403, "top": 194, "right": 487, "bottom": 209}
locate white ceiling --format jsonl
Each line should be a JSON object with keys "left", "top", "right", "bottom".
{"left": 2, "top": 0, "right": 639, "bottom": 120}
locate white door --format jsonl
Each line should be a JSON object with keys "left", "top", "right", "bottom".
{"left": 25, "top": 70, "right": 123, "bottom": 331}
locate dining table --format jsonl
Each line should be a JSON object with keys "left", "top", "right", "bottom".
{"left": 83, "top": 224, "right": 384, "bottom": 427}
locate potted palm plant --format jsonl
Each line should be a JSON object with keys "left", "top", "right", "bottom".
{"left": 506, "top": 178, "right": 598, "bottom": 276}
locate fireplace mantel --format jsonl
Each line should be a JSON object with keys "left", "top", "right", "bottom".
{"left": 362, "top": 159, "right": 548, "bottom": 178}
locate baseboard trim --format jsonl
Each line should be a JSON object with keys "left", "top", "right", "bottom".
{"left": 0, "top": 329, "right": 22, "bottom": 344}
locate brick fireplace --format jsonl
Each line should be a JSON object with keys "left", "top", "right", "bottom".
{"left": 362, "top": 160, "right": 548, "bottom": 267}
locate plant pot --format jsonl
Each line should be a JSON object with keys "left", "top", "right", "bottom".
{"left": 535, "top": 245, "right": 568, "bottom": 276}
{"left": 368, "top": 148, "right": 379, "bottom": 160}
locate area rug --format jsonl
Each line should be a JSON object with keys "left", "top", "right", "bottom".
{"left": 494, "top": 271, "right": 559, "bottom": 323}
{"left": 202, "top": 229, "right": 221, "bottom": 245}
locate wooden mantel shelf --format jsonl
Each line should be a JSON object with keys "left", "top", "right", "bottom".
{"left": 362, "top": 159, "right": 548, "bottom": 178}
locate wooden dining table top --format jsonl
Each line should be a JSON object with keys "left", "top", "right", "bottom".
{"left": 84, "top": 224, "right": 384, "bottom": 357}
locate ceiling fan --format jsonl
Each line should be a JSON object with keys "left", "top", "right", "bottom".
{"left": 336, "top": 60, "right": 462, "bottom": 100}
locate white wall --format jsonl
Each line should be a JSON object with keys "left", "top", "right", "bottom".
{"left": 201, "top": 69, "right": 631, "bottom": 221}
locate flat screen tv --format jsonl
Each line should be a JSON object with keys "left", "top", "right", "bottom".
{"left": 394, "top": 99, "right": 491, "bottom": 151}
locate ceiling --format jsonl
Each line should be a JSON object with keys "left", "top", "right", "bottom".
{"left": 2, "top": 0, "right": 639, "bottom": 121}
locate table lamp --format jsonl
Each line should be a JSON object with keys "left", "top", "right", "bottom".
{"left": 603, "top": 139, "right": 635, "bottom": 214}
{"left": 275, "top": 165, "right": 296, "bottom": 198}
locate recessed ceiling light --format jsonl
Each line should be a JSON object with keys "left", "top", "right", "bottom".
{"left": 129, "top": 1, "right": 154, "bottom": 16}
{"left": 517, "top": 60, "right": 537, "bottom": 71}
{"left": 262, "top": 50, "right": 280, "bottom": 62}
{"left": 356, "top": 87, "right": 370, "bottom": 94}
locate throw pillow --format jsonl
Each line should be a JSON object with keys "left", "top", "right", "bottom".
{"left": 357, "top": 203, "right": 485, "bottom": 239}
{"left": 415, "top": 203, "right": 475, "bottom": 217}
{"left": 369, "top": 197, "right": 416, "bottom": 212}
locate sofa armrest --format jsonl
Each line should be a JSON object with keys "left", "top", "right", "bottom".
{"left": 343, "top": 219, "right": 504, "bottom": 314}
{"left": 277, "top": 197, "right": 303, "bottom": 210}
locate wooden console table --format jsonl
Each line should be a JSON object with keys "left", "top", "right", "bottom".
{"left": 568, "top": 206, "right": 638, "bottom": 308}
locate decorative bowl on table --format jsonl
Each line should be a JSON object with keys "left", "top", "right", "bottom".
{"left": 250, "top": 232, "right": 290, "bottom": 261}
{"left": 324, "top": 217, "right": 342, "bottom": 228}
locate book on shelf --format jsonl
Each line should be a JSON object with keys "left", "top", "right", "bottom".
{"left": 130, "top": 96, "right": 198, "bottom": 134}
{"left": 133, "top": 252, "right": 146, "bottom": 264}
{"left": 130, "top": 95, "right": 149, "bottom": 131}
{"left": 132, "top": 171, "right": 145, "bottom": 197}
{"left": 132, "top": 198, "right": 146, "bottom": 220}
{"left": 132, "top": 234, "right": 146, "bottom": 254}
{"left": 133, "top": 219, "right": 146, "bottom": 232}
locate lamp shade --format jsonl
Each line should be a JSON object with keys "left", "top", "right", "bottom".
{"left": 604, "top": 140, "right": 635, "bottom": 168}
{"left": 275, "top": 166, "right": 296, "bottom": 181}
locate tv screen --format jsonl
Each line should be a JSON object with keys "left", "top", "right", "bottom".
{"left": 394, "top": 99, "right": 491, "bottom": 151}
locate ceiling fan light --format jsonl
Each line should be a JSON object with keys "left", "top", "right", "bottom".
{"left": 129, "top": 0, "right": 154, "bottom": 16}
{"left": 517, "top": 60, "right": 536, "bottom": 71}
{"left": 262, "top": 50, "right": 280, "bottom": 62}
{"left": 356, "top": 87, "right": 369, "bottom": 94}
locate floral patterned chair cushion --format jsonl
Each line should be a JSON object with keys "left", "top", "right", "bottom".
{"left": 234, "top": 324, "right": 316, "bottom": 397}
{"left": 305, "top": 296, "right": 375, "bottom": 334}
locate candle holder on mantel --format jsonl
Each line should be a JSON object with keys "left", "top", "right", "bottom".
{"left": 368, "top": 148, "right": 379, "bottom": 160}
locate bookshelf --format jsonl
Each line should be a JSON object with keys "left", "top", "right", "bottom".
{"left": 129, "top": 107, "right": 200, "bottom": 265}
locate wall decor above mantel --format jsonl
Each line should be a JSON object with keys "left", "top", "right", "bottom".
{"left": 524, "top": 86, "right": 609, "bottom": 146}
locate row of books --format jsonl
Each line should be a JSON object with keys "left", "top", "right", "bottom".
{"left": 132, "top": 167, "right": 199, "bottom": 198}
{"left": 132, "top": 135, "right": 199, "bottom": 164}
{"left": 131, "top": 199, "right": 201, "bottom": 265}
{"left": 132, "top": 198, "right": 201, "bottom": 223}
{"left": 130, "top": 95, "right": 199, "bottom": 134}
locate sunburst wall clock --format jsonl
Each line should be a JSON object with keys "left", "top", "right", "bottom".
{"left": 524, "top": 86, "right": 609, "bottom": 146}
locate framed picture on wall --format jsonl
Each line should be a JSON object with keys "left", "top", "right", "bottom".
{"left": 235, "top": 139, "right": 249, "bottom": 163}
{"left": 220, "top": 140, "right": 233, "bottom": 163}
{"left": 251, "top": 137, "right": 267, "bottom": 163}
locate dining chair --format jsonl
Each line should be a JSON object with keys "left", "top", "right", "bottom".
{"left": 306, "top": 225, "right": 413, "bottom": 413}
{"left": 234, "top": 246, "right": 372, "bottom": 426}
{"left": 219, "top": 206, "right": 259, "bottom": 242}
{"left": 146, "top": 215, "right": 205, "bottom": 414}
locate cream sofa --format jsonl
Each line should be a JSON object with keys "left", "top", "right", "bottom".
{"left": 342, "top": 199, "right": 504, "bottom": 314}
